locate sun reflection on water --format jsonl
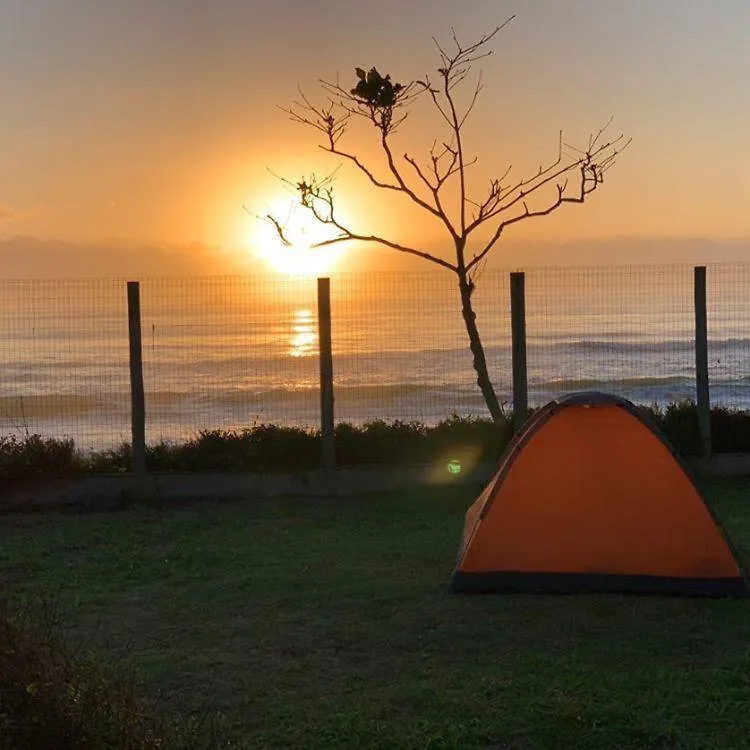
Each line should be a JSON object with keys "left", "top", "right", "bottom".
{"left": 289, "top": 308, "right": 316, "bottom": 357}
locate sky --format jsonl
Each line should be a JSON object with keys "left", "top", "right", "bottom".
{"left": 1, "top": 0, "right": 750, "bottom": 276}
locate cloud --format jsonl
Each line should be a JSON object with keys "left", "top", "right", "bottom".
{"left": 0, "top": 234, "right": 747, "bottom": 279}
{"left": 0, "top": 236, "right": 246, "bottom": 278}
{"left": 338, "top": 235, "right": 750, "bottom": 272}
{"left": 495, "top": 236, "right": 750, "bottom": 267}
{"left": 0, "top": 205, "right": 16, "bottom": 220}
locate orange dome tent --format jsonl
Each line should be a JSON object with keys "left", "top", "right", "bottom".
{"left": 450, "top": 392, "right": 748, "bottom": 596}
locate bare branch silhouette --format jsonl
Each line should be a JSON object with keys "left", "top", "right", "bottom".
{"left": 260, "top": 17, "right": 630, "bottom": 421}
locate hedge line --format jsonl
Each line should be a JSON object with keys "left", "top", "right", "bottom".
{"left": 2, "top": 401, "right": 749, "bottom": 481}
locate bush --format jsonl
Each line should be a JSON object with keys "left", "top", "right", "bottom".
{"left": 335, "top": 419, "right": 428, "bottom": 465}
{"left": 710, "top": 407, "right": 750, "bottom": 453}
{"left": 139, "top": 418, "right": 512, "bottom": 472}
{"left": 643, "top": 400, "right": 702, "bottom": 456}
{"left": 334, "top": 415, "right": 512, "bottom": 467}
{"left": 644, "top": 400, "right": 750, "bottom": 456}
{"left": 147, "top": 424, "right": 321, "bottom": 473}
{"left": 78, "top": 417, "right": 512, "bottom": 474}
{"left": 0, "top": 595, "right": 217, "bottom": 749}
{"left": 85, "top": 442, "right": 131, "bottom": 474}
{"left": 0, "top": 434, "right": 86, "bottom": 484}
{"left": 3, "top": 404, "right": 750, "bottom": 480}
{"left": 426, "top": 413, "right": 512, "bottom": 462}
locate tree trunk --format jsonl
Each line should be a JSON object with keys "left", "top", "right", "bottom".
{"left": 457, "top": 273, "right": 504, "bottom": 422}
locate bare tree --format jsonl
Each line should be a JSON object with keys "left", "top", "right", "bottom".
{"left": 264, "top": 19, "right": 630, "bottom": 422}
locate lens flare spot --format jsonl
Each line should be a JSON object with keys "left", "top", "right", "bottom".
{"left": 447, "top": 459, "right": 462, "bottom": 475}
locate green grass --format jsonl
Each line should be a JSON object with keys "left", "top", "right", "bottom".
{"left": 2, "top": 477, "right": 750, "bottom": 748}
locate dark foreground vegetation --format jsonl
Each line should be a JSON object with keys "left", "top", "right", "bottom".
{"left": 2, "top": 401, "right": 750, "bottom": 483}
{"left": 1, "top": 478, "right": 750, "bottom": 748}
{"left": 0, "top": 601, "right": 218, "bottom": 749}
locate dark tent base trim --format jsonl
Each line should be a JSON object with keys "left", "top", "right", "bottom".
{"left": 450, "top": 571, "right": 749, "bottom": 597}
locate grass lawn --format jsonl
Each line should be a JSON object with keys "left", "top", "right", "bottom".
{"left": 2, "top": 476, "right": 750, "bottom": 749}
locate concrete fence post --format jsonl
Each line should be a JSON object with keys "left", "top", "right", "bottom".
{"left": 127, "top": 281, "right": 146, "bottom": 474}
{"left": 510, "top": 271, "right": 528, "bottom": 430}
{"left": 317, "top": 277, "right": 335, "bottom": 469}
{"left": 694, "top": 266, "right": 712, "bottom": 459}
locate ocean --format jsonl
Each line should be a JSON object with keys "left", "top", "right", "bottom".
{"left": 0, "top": 265, "right": 748, "bottom": 451}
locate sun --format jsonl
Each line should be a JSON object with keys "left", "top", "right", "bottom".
{"left": 251, "top": 200, "right": 346, "bottom": 275}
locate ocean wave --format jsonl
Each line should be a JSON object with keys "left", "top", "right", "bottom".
{"left": 533, "top": 375, "right": 691, "bottom": 391}
{"left": 189, "top": 336, "right": 750, "bottom": 364}
{"left": 3, "top": 374, "right": 750, "bottom": 431}
{"left": 2, "top": 337, "right": 748, "bottom": 378}
{"left": 539, "top": 338, "right": 750, "bottom": 355}
{"left": 208, "top": 383, "right": 481, "bottom": 405}
{"left": 0, "top": 394, "right": 127, "bottom": 419}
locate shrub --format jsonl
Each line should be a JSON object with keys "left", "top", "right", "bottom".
{"left": 151, "top": 424, "right": 321, "bottom": 472}
{"left": 85, "top": 442, "right": 131, "bottom": 474}
{"left": 335, "top": 419, "right": 427, "bottom": 465}
{"left": 710, "top": 407, "right": 750, "bottom": 454}
{"left": 0, "top": 595, "right": 217, "bottom": 749}
{"left": 644, "top": 400, "right": 750, "bottom": 456}
{"left": 334, "top": 415, "right": 512, "bottom": 467}
{"left": 425, "top": 413, "right": 512, "bottom": 463}
{"left": 643, "top": 400, "right": 702, "bottom": 456}
{"left": 0, "top": 434, "right": 86, "bottom": 484}
{"left": 2, "top": 405, "right": 750, "bottom": 480}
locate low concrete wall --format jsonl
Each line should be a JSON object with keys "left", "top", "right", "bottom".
{"left": 0, "top": 461, "right": 497, "bottom": 513}
{"left": 688, "top": 454, "right": 750, "bottom": 476}
{"left": 2, "top": 454, "right": 748, "bottom": 514}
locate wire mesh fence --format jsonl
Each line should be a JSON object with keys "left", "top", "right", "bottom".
{"left": 329, "top": 272, "right": 511, "bottom": 423}
{"left": 523, "top": 265, "right": 697, "bottom": 408}
{"left": 0, "top": 265, "right": 748, "bottom": 452}
{"left": 140, "top": 276, "right": 319, "bottom": 444}
{"left": 707, "top": 264, "right": 750, "bottom": 411}
{"left": 0, "top": 279, "right": 129, "bottom": 450}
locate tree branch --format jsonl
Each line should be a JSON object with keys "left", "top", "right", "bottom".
{"left": 379, "top": 132, "right": 445, "bottom": 220}
{"left": 271, "top": 18, "right": 630, "bottom": 285}
{"left": 465, "top": 133, "right": 631, "bottom": 272}
{"left": 313, "top": 232, "right": 457, "bottom": 272}
{"left": 426, "top": 21, "right": 515, "bottom": 238}
{"left": 403, "top": 152, "right": 460, "bottom": 240}
{"left": 324, "top": 145, "right": 401, "bottom": 191}
{"left": 466, "top": 132, "right": 628, "bottom": 234}
{"left": 263, "top": 174, "right": 456, "bottom": 272}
